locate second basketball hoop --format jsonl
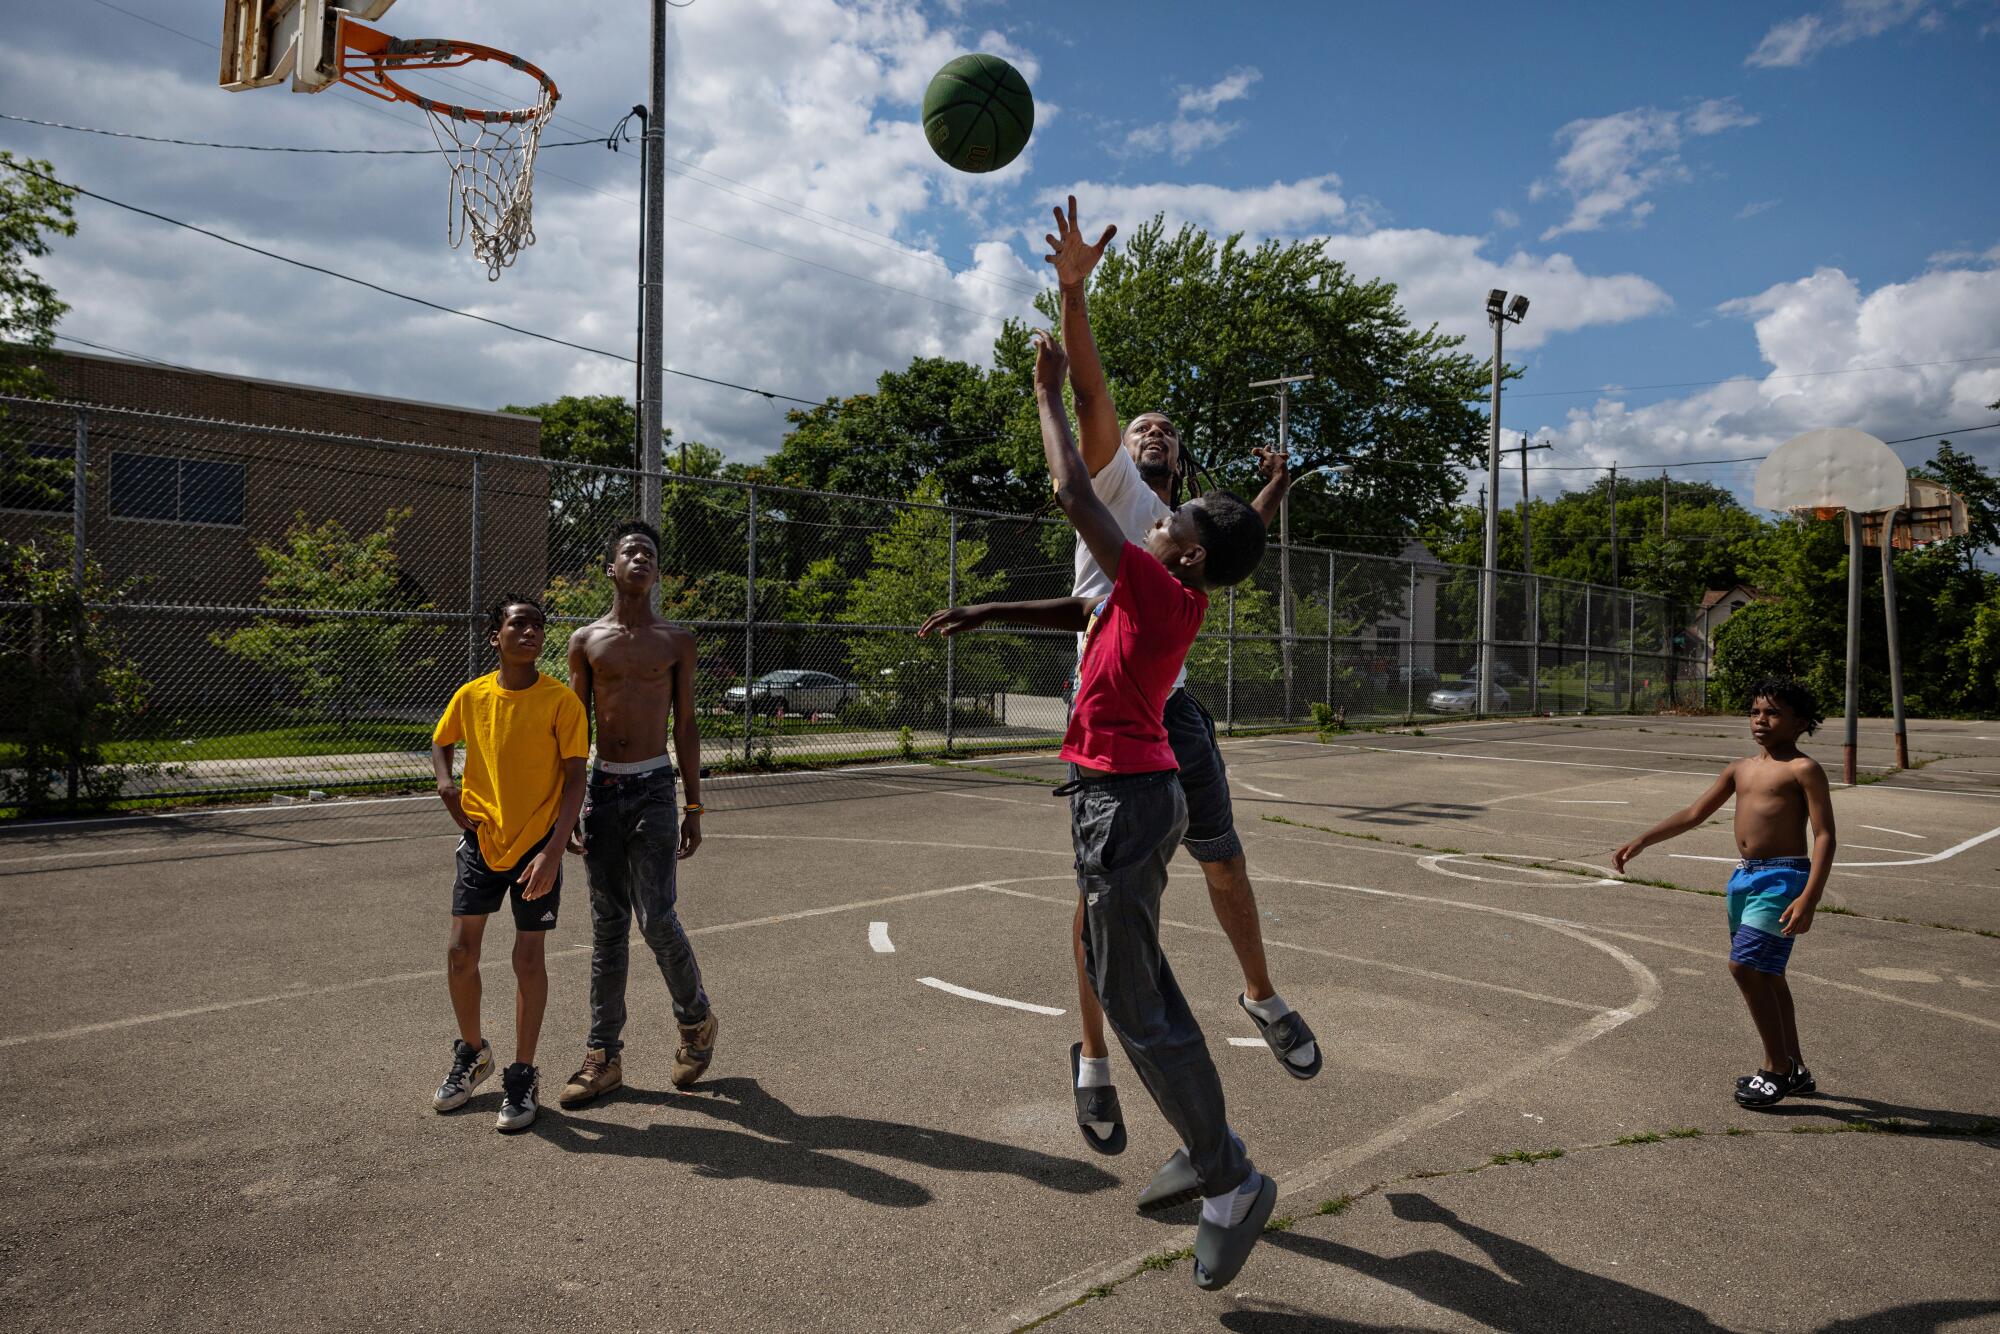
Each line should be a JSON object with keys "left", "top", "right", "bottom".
{"left": 220, "top": 1, "right": 560, "bottom": 280}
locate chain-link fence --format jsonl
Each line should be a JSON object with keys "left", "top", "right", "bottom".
{"left": 1, "top": 398, "right": 1708, "bottom": 812}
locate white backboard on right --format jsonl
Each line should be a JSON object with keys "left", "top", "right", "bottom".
{"left": 1754, "top": 428, "right": 1906, "bottom": 514}
{"left": 220, "top": 0, "right": 397, "bottom": 92}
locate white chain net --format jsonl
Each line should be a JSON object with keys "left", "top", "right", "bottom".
{"left": 420, "top": 91, "right": 555, "bottom": 281}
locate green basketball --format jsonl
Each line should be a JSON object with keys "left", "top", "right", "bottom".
{"left": 922, "top": 54, "right": 1034, "bottom": 174}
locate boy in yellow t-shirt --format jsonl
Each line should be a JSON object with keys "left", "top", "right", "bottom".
{"left": 429, "top": 597, "right": 588, "bottom": 1133}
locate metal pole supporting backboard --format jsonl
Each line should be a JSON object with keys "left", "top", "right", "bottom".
{"left": 1881, "top": 508, "right": 1908, "bottom": 768}
{"left": 1843, "top": 516, "right": 1861, "bottom": 784}
{"left": 945, "top": 512, "right": 957, "bottom": 754}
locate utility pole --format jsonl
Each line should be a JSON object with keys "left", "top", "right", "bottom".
{"left": 1661, "top": 471, "right": 1670, "bottom": 538}
{"left": 1479, "top": 290, "right": 1530, "bottom": 714}
{"left": 1608, "top": 465, "right": 1619, "bottom": 587}
{"left": 639, "top": 0, "right": 668, "bottom": 527}
{"left": 1503, "top": 437, "right": 1552, "bottom": 712}
{"left": 1250, "top": 373, "right": 1312, "bottom": 723}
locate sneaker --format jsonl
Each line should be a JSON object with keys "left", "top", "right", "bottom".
{"left": 1737, "top": 1065, "right": 1815, "bottom": 1096}
{"left": 671, "top": 1010, "right": 719, "bottom": 1089}
{"left": 496, "top": 1063, "right": 539, "bottom": 1133}
{"left": 432, "top": 1037, "right": 494, "bottom": 1112}
{"left": 1735, "top": 1069, "right": 1788, "bottom": 1108}
{"left": 558, "top": 1046, "right": 623, "bottom": 1108}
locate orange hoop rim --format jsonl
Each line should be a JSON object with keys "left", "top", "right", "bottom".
{"left": 335, "top": 20, "right": 559, "bottom": 124}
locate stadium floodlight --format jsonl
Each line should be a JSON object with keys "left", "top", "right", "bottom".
{"left": 1507, "top": 293, "right": 1530, "bottom": 322}
{"left": 1486, "top": 289, "right": 1508, "bottom": 317}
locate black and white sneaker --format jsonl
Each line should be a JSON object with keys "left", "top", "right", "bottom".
{"left": 1737, "top": 1065, "right": 1815, "bottom": 1097}
{"left": 496, "top": 1062, "right": 539, "bottom": 1133}
{"left": 1735, "top": 1069, "right": 1788, "bottom": 1108}
{"left": 432, "top": 1037, "right": 494, "bottom": 1112}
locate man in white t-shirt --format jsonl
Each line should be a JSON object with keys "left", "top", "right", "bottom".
{"left": 1044, "top": 197, "right": 1322, "bottom": 1202}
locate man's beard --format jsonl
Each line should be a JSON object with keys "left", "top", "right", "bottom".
{"left": 1135, "top": 448, "right": 1177, "bottom": 486}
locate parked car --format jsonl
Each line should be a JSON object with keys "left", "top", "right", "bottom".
{"left": 1426, "top": 681, "right": 1511, "bottom": 713}
{"left": 1390, "top": 664, "right": 1441, "bottom": 693}
{"left": 1458, "top": 660, "right": 1527, "bottom": 686}
{"left": 722, "top": 669, "right": 857, "bottom": 714}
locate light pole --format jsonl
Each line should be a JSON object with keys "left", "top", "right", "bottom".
{"left": 1479, "top": 289, "right": 1529, "bottom": 714}
{"left": 1250, "top": 373, "right": 1312, "bottom": 722}
{"left": 639, "top": 0, "right": 669, "bottom": 527}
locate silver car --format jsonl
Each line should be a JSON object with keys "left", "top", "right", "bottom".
{"left": 1426, "top": 681, "right": 1510, "bottom": 713}
{"left": 723, "top": 669, "right": 857, "bottom": 715}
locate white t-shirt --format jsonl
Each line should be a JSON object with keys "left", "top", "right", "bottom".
{"left": 1072, "top": 447, "right": 1188, "bottom": 689}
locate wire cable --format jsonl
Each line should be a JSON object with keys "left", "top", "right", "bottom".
{"left": 0, "top": 112, "right": 608, "bottom": 154}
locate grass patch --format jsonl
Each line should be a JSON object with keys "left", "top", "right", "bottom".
{"left": 1613, "top": 1132, "right": 1664, "bottom": 1146}
{"left": 1138, "top": 1247, "right": 1192, "bottom": 1273}
{"left": 1819, "top": 905, "right": 1858, "bottom": 917}
{"left": 1724, "top": 1126, "right": 1747, "bottom": 1136}
{"left": 1316, "top": 1194, "right": 1355, "bottom": 1217}
{"left": 1665, "top": 1127, "right": 1705, "bottom": 1139}
{"left": 1265, "top": 1215, "right": 1297, "bottom": 1233}
{"left": 1489, "top": 1148, "right": 1565, "bottom": 1166}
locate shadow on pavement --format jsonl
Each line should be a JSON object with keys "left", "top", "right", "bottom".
{"left": 1816, "top": 1300, "right": 2000, "bottom": 1332}
{"left": 531, "top": 1075, "right": 1117, "bottom": 1208}
{"left": 1753, "top": 1090, "right": 1999, "bottom": 1142}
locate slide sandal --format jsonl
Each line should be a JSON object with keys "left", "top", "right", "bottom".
{"left": 1071, "top": 1042, "right": 1126, "bottom": 1156}
{"left": 1137, "top": 1147, "right": 1199, "bottom": 1211}
{"left": 1193, "top": 1172, "right": 1278, "bottom": 1291}
{"left": 1240, "top": 995, "right": 1323, "bottom": 1081}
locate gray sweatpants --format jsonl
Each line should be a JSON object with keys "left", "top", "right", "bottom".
{"left": 1066, "top": 765, "right": 1251, "bottom": 1198}
{"left": 582, "top": 766, "right": 709, "bottom": 1052}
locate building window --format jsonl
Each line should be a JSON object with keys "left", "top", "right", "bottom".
{"left": 111, "top": 452, "right": 245, "bottom": 526}
{"left": 1376, "top": 624, "right": 1402, "bottom": 642}
{"left": 0, "top": 442, "right": 74, "bottom": 514}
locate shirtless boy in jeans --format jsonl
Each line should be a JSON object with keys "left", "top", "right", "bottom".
{"left": 557, "top": 520, "right": 716, "bottom": 1106}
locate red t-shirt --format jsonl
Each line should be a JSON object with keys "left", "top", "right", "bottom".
{"left": 1060, "top": 542, "right": 1209, "bottom": 773}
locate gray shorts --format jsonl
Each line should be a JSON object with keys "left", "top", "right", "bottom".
{"left": 1163, "top": 688, "right": 1240, "bottom": 863}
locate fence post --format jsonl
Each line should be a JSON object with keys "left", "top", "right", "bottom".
{"left": 466, "top": 456, "right": 483, "bottom": 682}
{"left": 1406, "top": 561, "right": 1416, "bottom": 720}
{"left": 744, "top": 484, "right": 757, "bottom": 763}
{"left": 67, "top": 410, "right": 89, "bottom": 805}
{"left": 1529, "top": 575, "right": 1541, "bottom": 716}
{"left": 1626, "top": 595, "right": 1636, "bottom": 714}
{"left": 944, "top": 511, "right": 957, "bottom": 754}
{"left": 1224, "top": 585, "right": 1236, "bottom": 736}
{"left": 1324, "top": 550, "right": 1334, "bottom": 718}
{"left": 1583, "top": 593, "right": 1592, "bottom": 713}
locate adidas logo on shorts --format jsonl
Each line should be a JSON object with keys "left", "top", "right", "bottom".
{"left": 540, "top": 911, "right": 556, "bottom": 922}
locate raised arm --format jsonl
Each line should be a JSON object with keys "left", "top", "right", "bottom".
{"left": 1612, "top": 762, "right": 1738, "bottom": 872}
{"left": 1249, "top": 445, "right": 1292, "bottom": 529}
{"left": 1034, "top": 330, "right": 1127, "bottom": 581}
{"left": 919, "top": 596, "right": 1094, "bottom": 638}
{"left": 1045, "top": 196, "right": 1120, "bottom": 476}
{"left": 672, "top": 631, "right": 702, "bottom": 861}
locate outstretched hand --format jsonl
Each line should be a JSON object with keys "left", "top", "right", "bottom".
{"left": 1252, "top": 444, "right": 1290, "bottom": 487}
{"left": 919, "top": 605, "right": 988, "bottom": 638}
{"left": 1610, "top": 840, "right": 1641, "bottom": 874}
{"left": 1031, "top": 328, "right": 1067, "bottom": 395}
{"left": 1044, "top": 195, "right": 1115, "bottom": 287}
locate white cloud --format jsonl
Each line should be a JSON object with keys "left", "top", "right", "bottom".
{"left": 1746, "top": 0, "right": 1932, "bottom": 67}
{"left": 1736, "top": 199, "right": 1781, "bottom": 219}
{"left": 1541, "top": 257, "right": 2000, "bottom": 500}
{"left": 1046, "top": 178, "right": 1671, "bottom": 353}
{"left": 1177, "top": 67, "right": 1262, "bottom": 115}
{"left": 1535, "top": 98, "right": 1760, "bottom": 240}
{"left": 1125, "top": 65, "right": 1260, "bottom": 163}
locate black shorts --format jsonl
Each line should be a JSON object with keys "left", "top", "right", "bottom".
{"left": 452, "top": 827, "right": 561, "bottom": 931}
{"left": 1162, "top": 688, "right": 1240, "bottom": 863}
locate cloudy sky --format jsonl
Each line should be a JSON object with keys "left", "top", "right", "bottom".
{"left": 5, "top": 0, "right": 1998, "bottom": 509}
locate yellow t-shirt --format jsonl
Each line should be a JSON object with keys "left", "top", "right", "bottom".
{"left": 432, "top": 672, "right": 590, "bottom": 870}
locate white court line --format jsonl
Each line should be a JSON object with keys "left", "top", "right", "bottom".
{"left": 868, "top": 921, "right": 895, "bottom": 953}
{"left": 0, "top": 833, "right": 421, "bottom": 867}
{"left": 1226, "top": 1037, "right": 1264, "bottom": 1047}
{"left": 1844, "top": 843, "right": 1927, "bottom": 854}
{"left": 916, "top": 977, "right": 1063, "bottom": 1016}
{"left": 1236, "top": 781, "right": 1290, "bottom": 800}
{"left": 1272, "top": 738, "right": 1716, "bottom": 780}
{"left": 1550, "top": 800, "right": 1629, "bottom": 805}
{"left": 1860, "top": 824, "right": 1926, "bottom": 840}
{"left": 1670, "top": 820, "right": 2000, "bottom": 868}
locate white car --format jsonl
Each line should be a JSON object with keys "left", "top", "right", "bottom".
{"left": 722, "top": 670, "right": 857, "bottom": 715}
{"left": 1426, "top": 681, "right": 1510, "bottom": 713}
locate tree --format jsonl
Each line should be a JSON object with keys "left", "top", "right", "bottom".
{"left": 216, "top": 508, "right": 437, "bottom": 718}
{"left": 840, "top": 476, "right": 1008, "bottom": 725}
{"left": 1015, "top": 216, "right": 1493, "bottom": 554}
{"left": 1, "top": 152, "right": 79, "bottom": 508}
{"left": 0, "top": 535, "right": 152, "bottom": 812}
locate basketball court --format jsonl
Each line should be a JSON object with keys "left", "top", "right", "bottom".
{"left": 4, "top": 713, "right": 1995, "bottom": 1331}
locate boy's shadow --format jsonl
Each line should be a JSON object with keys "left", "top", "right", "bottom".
{"left": 531, "top": 1075, "right": 1117, "bottom": 1208}
{"left": 1752, "top": 1089, "right": 1998, "bottom": 1144}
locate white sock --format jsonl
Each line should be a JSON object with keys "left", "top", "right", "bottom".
{"left": 1244, "top": 993, "right": 1317, "bottom": 1069}
{"left": 1200, "top": 1171, "right": 1263, "bottom": 1228}
{"left": 1075, "top": 1056, "right": 1112, "bottom": 1090}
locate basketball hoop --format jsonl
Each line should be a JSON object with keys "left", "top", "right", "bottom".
{"left": 336, "top": 20, "right": 559, "bottom": 280}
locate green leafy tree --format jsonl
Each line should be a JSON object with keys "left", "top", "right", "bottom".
{"left": 216, "top": 508, "right": 436, "bottom": 718}
{"left": 840, "top": 477, "right": 1008, "bottom": 724}
{"left": 0, "top": 535, "right": 152, "bottom": 811}
{"left": 1, "top": 152, "right": 79, "bottom": 508}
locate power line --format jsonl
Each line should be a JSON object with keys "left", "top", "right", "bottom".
{"left": 2, "top": 158, "right": 826, "bottom": 407}
{"left": 1505, "top": 355, "right": 2000, "bottom": 401}
{"left": 0, "top": 111, "right": 609, "bottom": 154}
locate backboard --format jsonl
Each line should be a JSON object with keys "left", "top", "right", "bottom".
{"left": 220, "top": 0, "right": 397, "bottom": 93}
{"left": 1753, "top": 428, "right": 1906, "bottom": 515}
{"left": 1849, "top": 478, "right": 1971, "bottom": 549}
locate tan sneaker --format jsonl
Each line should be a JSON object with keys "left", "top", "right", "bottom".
{"left": 671, "top": 1010, "right": 718, "bottom": 1089}
{"left": 558, "top": 1046, "right": 622, "bottom": 1108}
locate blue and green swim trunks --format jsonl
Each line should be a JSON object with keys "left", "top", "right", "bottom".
{"left": 1727, "top": 856, "right": 1812, "bottom": 974}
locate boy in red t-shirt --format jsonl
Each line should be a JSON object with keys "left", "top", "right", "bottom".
{"left": 920, "top": 331, "right": 1275, "bottom": 1291}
